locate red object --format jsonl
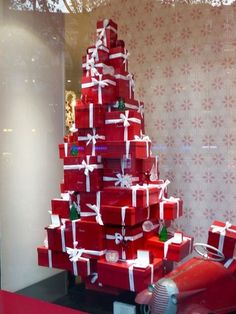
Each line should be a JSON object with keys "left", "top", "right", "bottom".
{"left": 82, "top": 55, "right": 110, "bottom": 77}
{"left": 37, "top": 247, "right": 70, "bottom": 270}
{"left": 105, "top": 225, "right": 144, "bottom": 260}
{"left": 46, "top": 226, "right": 66, "bottom": 252}
{"left": 51, "top": 198, "right": 70, "bottom": 219}
{"left": 102, "top": 185, "right": 161, "bottom": 208}
{"left": 81, "top": 74, "right": 117, "bottom": 105}
{"left": 146, "top": 235, "right": 193, "bottom": 262}
{"left": 63, "top": 156, "right": 103, "bottom": 192}
{"left": 115, "top": 72, "right": 134, "bottom": 100}
{"left": 77, "top": 128, "right": 106, "bottom": 156}
{"left": 100, "top": 140, "right": 151, "bottom": 159}
{"left": 75, "top": 101, "right": 105, "bottom": 129}
{"left": 77, "top": 220, "right": 105, "bottom": 251}
{"left": 150, "top": 198, "right": 183, "bottom": 220}
{"left": 208, "top": 220, "right": 236, "bottom": 258}
{"left": 104, "top": 110, "right": 142, "bottom": 141}
{"left": 101, "top": 205, "right": 150, "bottom": 226}
{"left": 96, "top": 19, "right": 117, "bottom": 49}
{"left": 109, "top": 46, "right": 129, "bottom": 72}
{"left": 87, "top": 45, "right": 109, "bottom": 63}
{"left": 97, "top": 258, "right": 163, "bottom": 292}
{"left": 0, "top": 290, "right": 87, "bottom": 314}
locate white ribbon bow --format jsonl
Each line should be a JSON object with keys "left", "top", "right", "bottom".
{"left": 114, "top": 232, "right": 124, "bottom": 245}
{"left": 86, "top": 203, "right": 104, "bottom": 225}
{"left": 67, "top": 247, "right": 84, "bottom": 262}
{"left": 115, "top": 173, "right": 133, "bottom": 188}
{"left": 137, "top": 102, "right": 144, "bottom": 117}
{"left": 97, "top": 19, "right": 109, "bottom": 45}
{"left": 123, "top": 50, "right": 130, "bottom": 64}
{"left": 134, "top": 134, "right": 150, "bottom": 142}
{"left": 212, "top": 221, "right": 235, "bottom": 235}
{"left": 79, "top": 160, "right": 95, "bottom": 176}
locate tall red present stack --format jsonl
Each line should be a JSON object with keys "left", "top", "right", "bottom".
{"left": 37, "top": 19, "right": 193, "bottom": 293}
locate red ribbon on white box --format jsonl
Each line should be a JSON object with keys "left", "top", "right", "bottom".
{"left": 164, "top": 235, "right": 192, "bottom": 259}
{"left": 78, "top": 128, "right": 105, "bottom": 156}
{"left": 96, "top": 19, "right": 117, "bottom": 47}
{"left": 159, "top": 196, "right": 180, "bottom": 220}
{"left": 63, "top": 156, "right": 103, "bottom": 192}
{"left": 80, "top": 191, "right": 104, "bottom": 225}
{"left": 81, "top": 76, "right": 116, "bottom": 104}
{"left": 211, "top": 221, "right": 236, "bottom": 253}
{"left": 105, "top": 110, "right": 141, "bottom": 141}
{"left": 109, "top": 49, "right": 130, "bottom": 71}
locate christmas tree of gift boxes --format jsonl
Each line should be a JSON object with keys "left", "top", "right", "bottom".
{"left": 37, "top": 19, "right": 193, "bottom": 293}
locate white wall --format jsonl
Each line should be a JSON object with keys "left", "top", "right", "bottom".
{"left": 0, "top": 7, "right": 64, "bottom": 291}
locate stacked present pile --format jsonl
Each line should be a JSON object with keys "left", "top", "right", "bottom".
{"left": 37, "top": 19, "right": 193, "bottom": 293}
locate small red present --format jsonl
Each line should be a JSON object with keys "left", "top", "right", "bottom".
{"left": 58, "top": 142, "right": 82, "bottom": 159}
{"left": 63, "top": 156, "right": 103, "bottom": 192}
{"left": 77, "top": 220, "right": 105, "bottom": 251}
{"left": 81, "top": 74, "right": 117, "bottom": 105}
{"left": 82, "top": 55, "right": 111, "bottom": 77}
{"left": 101, "top": 140, "right": 151, "bottom": 159}
{"left": 37, "top": 247, "right": 70, "bottom": 270}
{"left": 77, "top": 128, "right": 106, "bottom": 156}
{"left": 87, "top": 45, "right": 109, "bottom": 63}
{"left": 105, "top": 225, "right": 144, "bottom": 260}
{"left": 146, "top": 234, "right": 193, "bottom": 262}
{"left": 102, "top": 183, "right": 166, "bottom": 208}
{"left": 96, "top": 19, "right": 117, "bottom": 49}
{"left": 150, "top": 197, "right": 183, "bottom": 220}
{"left": 208, "top": 221, "right": 236, "bottom": 258}
{"left": 97, "top": 258, "right": 163, "bottom": 292}
{"left": 104, "top": 110, "right": 142, "bottom": 141}
{"left": 109, "top": 46, "right": 129, "bottom": 72}
{"left": 103, "top": 157, "right": 142, "bottom": 174}
{"left": 46, "top": 225, "right": 66, "bottom": 252}
{"left": 103, "top": 168, "right": 140, "bottom": 188}
{"left": 51, "top": 198, "right": 70, "bottom": 219}
{"left": 115, "top": 72, "right": 134, "bottom": 100}
{"left": 75, "top": 101, "right": 105, "bottom": 129}
{"left": 101, "top": 205, "right": 150, "bottom": 226}
{"left": 80, "top": 191, "right": 104, "bottom": 225}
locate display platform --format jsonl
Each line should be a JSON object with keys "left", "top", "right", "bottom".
{"left": 0, "top": 290, "right": 87, "bottom": 314}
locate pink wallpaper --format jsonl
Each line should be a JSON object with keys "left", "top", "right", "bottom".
{"left": 87, "top": 1, "right": 236, "bottom": 242}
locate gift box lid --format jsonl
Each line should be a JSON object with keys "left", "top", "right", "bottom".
{"left": 209, "top": 221, "right": 236, "bottom": 238}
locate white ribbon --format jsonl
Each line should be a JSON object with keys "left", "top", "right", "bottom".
{"left": 48, "top": 249, "right": 52, "bottom": 268}
{"left": 211, "top": 221, "right": 236, "bottom": 252}
{"left": 121, "top": 206, "right": 128, "bottom": 226}
{"left": 105, "top": 110, "right": 141, "bottom": 141}
{"left": 60, "top": 225, "right": 66, "bottom": 252}
{"left": 82, "top": 77, "right": 116, "bottom": 104}
{"left": 88, "top": 43, "right": 109, "bottom": 61}
{"left": 128, "top": 261, "right": 154, "bottom": 292}
{"left": 90, "top": 272, "right": 98, "bottom": 284}
{"left": 66, "top": 246, "right": 106, "bottom": 262}
{"left": 89, "top": 103, "right": 94, "bottom": 128}
{"left": 64, "top": 143, "right": 68, "bottom": 157}
{"left": 78, "top": 128, "right": 105, "bottom": 156}
{"left": 126, "top": 140, "right": 130, "bottom": 159}
{"left": 103, "top": 173, "right": 138, "bottom": 188}
{"left": 159, "top": 196, "right": 180, "bottom": 220}
{"left": 80, "top": 192, "right": 103, "bottom": 225}
{"left": 113, "top": 100, "right": 144, "bottom": 118}
{"left": 137, "top": 101, "right": 144, "bottom": 118}
{"left": 126, "top": 73, "right": 135, "bottom": 98}
{"left": 224, "top": 258, "right": 235, "bottom": 269}
{"left": 106, "top": 231, "right": 143, "bottom": 245}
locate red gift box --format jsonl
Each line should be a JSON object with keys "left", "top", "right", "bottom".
{"left": 75, "top": 101, "right": 105, "bottom": 129}
{"left": 97, "top": 258, "right": 163, "bottom": 292}
{"left": 37, "top": 247, "right": 70, "bottom": 270}
{"left": 63, "top": 156, "right": 103, "bottom": 192}
{"left": 109, "top": 46, "right": 129, "bottom": 73}
{"left": 80, "top": 191, "right": 104, "bottom": 225}
{"left": 104, "top": 110, "right": 142, "bottom": 141}
{"left": 105, "top": 225, "right": 144, "bottom": 260}
{"left": 77, "top": 220, "right": 105, "bottom": 251}
{"left": 208, "top": 221, "right": 236, "bottom": 258}
{"left": 150, "top": 198, "right": 183, "bottom": 221}
{"left": 59, "top": 142, "right": 82, "bottom": 159}
{"left": 146, "top": 234, "right": 193, "bottom": 262}
{"left": 51, "top": 198, "right": 70, "bottom": 219}
{"left": 82, "top": 55, "right": 111, "bottom": 77}
{"left": 102, "top": 184, "right": 164, "bottom": 208}
{"left": 100, "top": 140, "right": 151, "bottom": 159}
{"left": 101, "top": 205, "right": 150, "bottom": 226}
{"left": 96, "top": 19, "right": 117, "bottom": 49}
{"left": 115, "top": 72, "right": 134, "bottom": 100}
{"left": 81, "top": 74, "right": 117, "bottom": 105}
{"left": 87, "top": 45, "right": 109, "bottom": 63}
{"left": 77, "top": 128, "right": 106, "bottom": 156}
{"left": 103, "top": 168, "right": 140, "bottom": 188}
{"left": 103, "top": 157, "right": 142, "bottom": 174}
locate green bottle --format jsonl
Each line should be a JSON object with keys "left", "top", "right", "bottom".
{"left": 117, "top": 97, "right": 126, "bottom": 111}
{"left": 159, "top": 225, "right": 168, "bottom": 242}
{"left": 70, "top": 203, "right": 79, "bottom": 220}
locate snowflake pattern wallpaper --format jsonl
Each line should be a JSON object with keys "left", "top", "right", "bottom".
{"left": 82, "top": 0, "right": 236, "bottom": 242}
